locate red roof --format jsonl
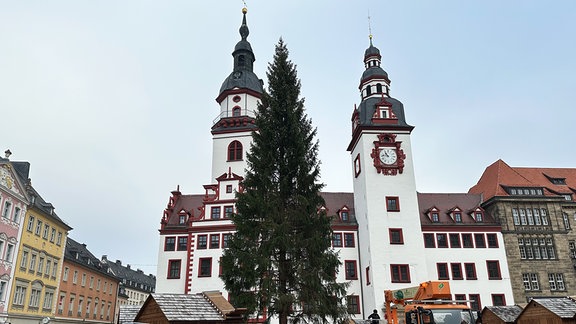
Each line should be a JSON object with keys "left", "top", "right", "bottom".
{"left": 469, "top": 159, "right": 576, "bottom": 201}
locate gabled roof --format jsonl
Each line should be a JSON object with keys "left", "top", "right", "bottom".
{"left": 136, "top": 292, "right": 244, "bottom": 322}
{"left": 483, "top": 305, "right": 523, "bottom": 322}
{"left": 469, "top": 159, "right": 576, "bottom": 201}
{"left": 118, "top": 305, "right": 143, "bottom": 323}
{"left": 525, "top": 297, "right": 576, "bottom": 318}
{"left": 417, "top": 192, "right": 498, "bottom": 226}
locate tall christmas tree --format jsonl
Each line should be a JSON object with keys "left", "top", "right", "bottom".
{"left": 221, "top": 39, "right": 349, "bottom": 324}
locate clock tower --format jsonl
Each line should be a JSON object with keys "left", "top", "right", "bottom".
{"left": 347, "top": 36, "right": 428, "bottom": 312}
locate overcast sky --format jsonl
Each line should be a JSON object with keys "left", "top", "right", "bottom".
{"left": 1, "top": 1, "right": 575, "bottom": 276}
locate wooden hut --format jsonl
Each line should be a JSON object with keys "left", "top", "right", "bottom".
{"left": 134, "top": 291, "right": 246, "bottom": 324}
{"left": 516, "top": 297, "right": 576, "bottom": 324}
{"left": 480, "top": 305, "right": 523, "bottom": 324}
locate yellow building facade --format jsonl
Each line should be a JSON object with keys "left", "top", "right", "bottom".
{"left": 8, "top": 185, "right": 72, "bottom": 324}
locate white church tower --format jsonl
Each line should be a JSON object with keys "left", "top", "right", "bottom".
{"left": 347, "top": 36, "right": 428, "bottom": 313}
{"left": 211, "top": 7, "right": 263, "bottom": 181}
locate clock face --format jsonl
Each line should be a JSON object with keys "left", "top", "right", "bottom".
{"left": 379, "top": 148, "right": 397, "bottom": 165}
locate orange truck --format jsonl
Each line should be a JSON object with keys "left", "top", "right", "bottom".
{"left": 384, "top": 281, "right": 476, "bottom": 324}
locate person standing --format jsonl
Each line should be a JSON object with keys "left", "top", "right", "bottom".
{"left": 368, "top": 309, "right": 381, "bottom": 324}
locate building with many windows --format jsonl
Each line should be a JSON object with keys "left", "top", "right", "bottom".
{"left": 469, "top": 159, "right": 576, "bottom": 303}
{"left": 0, "top": 152, "right": 29, "bottom": 321}
{"left": 7, "top": 176, "right": 72, "bottom": 324}
{"left": 155, "top": 7, "right": 517, "bottom": 320}
{"left": 56, "top": 239, "right": 119, "bottom": 324}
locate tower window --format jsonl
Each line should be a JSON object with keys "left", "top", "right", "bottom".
{"left": 228, "top": 141, "right": 243, "bottom": 161}
{"left": 232, "top": 106, "right": 241, "bottom": 117}
{"left": 376, "top": 83, "right": 383, "bottom": 93}
{"left": 366, "top": 86, "right": 372, "bottom": 96}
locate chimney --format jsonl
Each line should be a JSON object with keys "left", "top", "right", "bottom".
{"left": 102, "top": 255, "right": 108, "bottom": 261}
{"left": 116, "top": 260, "right": 122, "bottom": 265}
{"left": 126, "top": 264, "right": 131, "bottom": 270}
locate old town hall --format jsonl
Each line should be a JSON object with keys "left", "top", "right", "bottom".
{"left": 155, "top": 8, "right": 576, "bottom": 321}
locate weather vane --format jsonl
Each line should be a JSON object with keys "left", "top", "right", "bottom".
{"left": 242, "top": 0, "right": 247, "bottom": 8}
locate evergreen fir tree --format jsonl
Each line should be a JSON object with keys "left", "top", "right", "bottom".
{"left": 221, "top": 39, "right": 349, "bottom": 324}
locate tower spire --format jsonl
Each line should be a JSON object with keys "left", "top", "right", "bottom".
{"left": 240, "top": 6, "right": 249, "bottom": 41}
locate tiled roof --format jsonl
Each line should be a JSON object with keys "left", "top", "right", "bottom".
{"left": 530, "top": 297, "right": 576, "bottom": 318}
{"left": 140, "top": 293, "right": 230, "bottom": 321}
{"left": 469, "top": 159, "right": 576, "bottom": 201}
{"left": 163, "top": 191, "right": 356, "bottom": 228}
{"left": 417, "top": 192, "right": 498, "bottom": 225}
{"left": 484, "top": 305, "right": 523, "bottom": 322}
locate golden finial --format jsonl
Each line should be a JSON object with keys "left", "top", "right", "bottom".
{"left": 242, "top": 0, "right": 247, "bottom": 13}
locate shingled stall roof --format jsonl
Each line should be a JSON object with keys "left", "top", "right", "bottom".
{"left": 135, "top": 292, "right": 246, "bottom": 324}
{"left": 482, "top": 305, "right": 523, "bottom": 323}
{"left": 516, "top": 297, "right": 576, "bottom": 322}
{"left": 118, "top": 305, "right": 143, "bottom": 323}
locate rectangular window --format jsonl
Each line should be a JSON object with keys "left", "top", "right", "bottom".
{"left": 469, "top": 294, "right": 481, "bottom": 311}
{"left": 386, "top": 197, "right": 400, "bottom": 211}
{"left": 512, "top": 208, "right": 520, "bottom": 225}
{"left": 491, "top": 294, "right": 505, "bottom": 306}
{"left": 341, "top": 211, "right": 349, "bottom": 222}
{"left": 197, "top": 235, "right": 207, "bottom": 249}
{"left": 449, "top": 234, "right": 461, "bottom": 248}
{"left": 454, "top": 294, "right": 467, "bottom": 304}
{"left": 14, "top": 286, "right": 26, "bottom": 305}
{"left": 332, "top": 233, "right": 343, "bottom": 247}
{"left": 226, "top": 185, "right": 232, "bottom": 193}
{"left": 354, "top": 154, "right": 361, "bottom": 177}
{"left": 210, "top": 234, "right": 220, "bottom": 249}
{"left": 346, "top": 296, "right": 360, "bottom": 314}
{"left": 50, "top": 229, "right": 56, "bottom": 242}
{"left": 224, "top": 206, "right": 234, "bottom": 218}
{"left": 431, "top": 213, "right": 440, "bottom": 222}
{"left": 464, "top": 263, "right": 477, "bottom": 280}
{"left": 424, "top": 233, "right": 435, "bottom": 248}
{"left": 164, "top": 237, "right": 176, "bottom": 251}
{"left": 487, "top": 234, "right": 498, "bottom": 248}
{"left": 27, "top": 216, "right": 35, "bottom": 232}
{"left": 81, "top": 273, "right": 87, "bottom": 286}
{"left": 475, "top": 212, "right": 483, "bottom": 222}
{"left": 366, "top": 266, "right": 370, "bottom": 285}
{"left": 474, "top": 234, "right": 486, "bottom": 248}
{"left": 167, "top": 259, "right": 181, "bottom": 279}
{"left": 344, "top": 233, "right": 355, "bottom": 247}
{"left": 199, "top": 258, "right": 212, "bottom": 277}
{"left": 454, "top": 212, "right": 462, "bottom": 223}
{"left": 0, "top": 281, "right": 6, "bottom": 302}
{"left": 43, "top": 224, "right": 50, "bottom": 239}
{"left": 177, "top": 236, "right": 187, "bottom": 251}
{"left": 462, "top": 234, "right": 473, "bottom": 248}
{"left": 35, "top": 220, "right": 42, "bottom": 236}
{"left": 451, "top": 263, "right": 463, "bottom": 280}
{"left": 211, "top": 207, "right": 221, "bottom": 219}
{"left": 2, "top": 201, "right": 11, "bottom": 218}
{"left": 57, "top": 232, "right": 62, "bottom": 245}
{"left": 73, "top": 270, "right": 78, "bottom": 284}
{"left": 390, "top": 264, "right": 410, "bottom": 283}
{"left": 222, "top": 233, "right": 231, "bottom": 248}
{"left": 549, "top": 273, "right": 566, "bottom": 291}
{"left": 437, "top": 263, "right": 449, "bottom": 280}
{"left": 20, "top": 251, "right": 29, "bottom": 269}
{"left": 486, "top": 261, "right": 501, "bottom": 280}
{"left": 389, "top": 228, "right": 404, "bottom": 244}
{"left": 6, "top": 244, "right": 14, "bottom": 262}
{"left": 436, "top": 233, "right": 448, "bottom": 248}
{"left": 345, "top": 261, "right": 358, "bottom": 280}
{"left": 13, "top": 207, "right": 20, "bottom": 223}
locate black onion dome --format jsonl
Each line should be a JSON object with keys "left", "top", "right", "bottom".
{"left": 218, "top": 8, "right": 263, "bottom": 97}
{"left": 364, "top": 44, "right": 380, "bottom": 57}
{"left": 361, "top": 65, "right": 388, "bottom": 81}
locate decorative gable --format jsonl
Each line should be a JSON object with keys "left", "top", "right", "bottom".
{"left": 469, "top": 207, "right": 485, "bottom": 222}
{"left": 371, "top": 96, "right": 398, "bottom": 125}
{"left": 448, "top": 207, "right": 463, "bottom": 223}
{"left": 426, "top": 207, "right": 440, "bottom": 223}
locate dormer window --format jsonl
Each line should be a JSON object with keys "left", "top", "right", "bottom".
{"left": 454, "top": 212, "right": 462, "bottom": 223}
{"left": 432, "top": 213, "right": 439, "bottom": 223}
{"left": 179, "top": 215, "right": 186, "bottom": 225}
{"left": 507, "top": 187, "right": 544, "bottom": 196}
{"left": 552, "top": 178, "right": 566, "bottom": 185}
{"left": 379, "top": 109, "right": 388, "bottom": 119}
{"left": 475, "top": 212, "right": 483, "bottom": 222}
{"left": 339, "top": 207, "right": 350, "bottom": 222}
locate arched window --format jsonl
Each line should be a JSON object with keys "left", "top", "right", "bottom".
{"left": 232, "top": 106, "right": 241, "bottom": 117}
{"left": 228, "top": 141, "right": 243, "bottom": 161}
{"left": 366, "top": 86, "right": 372, "bottom": 96}
{"left": 376, "top": 83, "right": 383, "bottom": 93}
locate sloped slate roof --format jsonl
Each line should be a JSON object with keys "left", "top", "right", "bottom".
{"left": 533, "top": 297, "right": 576, "bottom": 318}
{"left": 417, "top": 192, "right": 498, "bottom": 226}
{"left": 118, "top": 305, "right": 143, "bottom": 323}
{"left": 484, "top": 305, "right": 523, "bottom": 322}
{"left": 147, "top": 293, "right": 225, "bottom": 321}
